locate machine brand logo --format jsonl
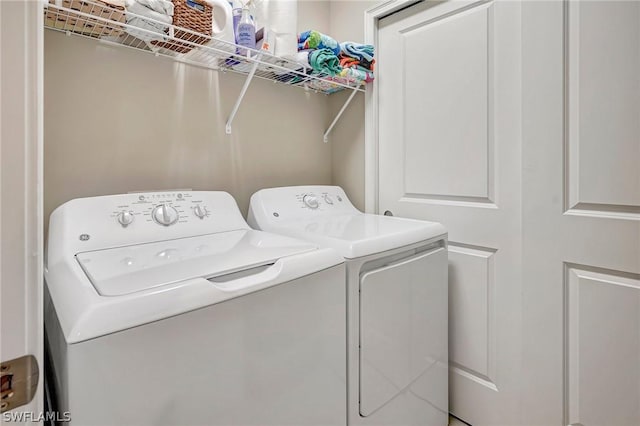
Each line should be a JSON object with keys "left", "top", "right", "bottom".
{"left": 79, "top": 234, "right": 90, "bottom": 241}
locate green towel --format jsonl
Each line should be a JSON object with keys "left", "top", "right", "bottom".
{"left": 309, "top": 49, "right": 342, "bottom": 76}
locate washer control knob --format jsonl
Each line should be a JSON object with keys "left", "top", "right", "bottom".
{"left": 323, "top": 195, "right": 334, "bottom": 205}
{"left": 193, "top": 205, "right": 207, "bottom": 219}
{"left": 117, "top": 211, "right": 134, "bottom": 227}
{"left": 152, "top": 204, "right": 179, "bottom": 226}
{"left": 303, "top": 194, "right": 319, "bottom": 209}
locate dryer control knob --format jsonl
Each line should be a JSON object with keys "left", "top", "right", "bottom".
{"left": 117, "top": 211, "right": 134, "bottom": 227}
{"left": 323, "top": 195, "right": 334, "bottom": 205}
{"left": 152, "top": 204, "right": 179, "bottom": 226}
{"left": 193, "top": 205, "right": 207, "bottom": 219}
{"left": 303, "top": 195, "right": 319, "bottom": 209}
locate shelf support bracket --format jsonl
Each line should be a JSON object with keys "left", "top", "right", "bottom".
{"left": 323, "top": 88, "right": 359, "bottom": 143}
{"left": 226, "top": 58, "right": 260, "bottom": 135}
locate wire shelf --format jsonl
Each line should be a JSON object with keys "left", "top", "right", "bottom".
{"left": 43, "top": 0, "right": 367, "bottom": 95}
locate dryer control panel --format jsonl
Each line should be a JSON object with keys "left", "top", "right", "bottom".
{"left": 249, "top": 186, "right": 359, "bottom": 225}
{"left": 300, "top": 192, "right": 346, "bottom": 210}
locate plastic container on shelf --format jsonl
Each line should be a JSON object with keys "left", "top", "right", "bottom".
{"left": 206, "top": 0, "right": 234, "bottom": 44}
{"left": 43, "top": 0, "right": 368, "bottom": 95}
{"left": 235, "top": 6, "right": 255, "bottom": 56}
{"left": 231, "top": 0, "right": 242, "bottom": 43}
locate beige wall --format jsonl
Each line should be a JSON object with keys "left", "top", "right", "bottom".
{"left": 328, "top": 0, "right": 382, "bottom": 211}
{"left": 44, "top": 1, "right": 332, "bottom": 225}
{"left": 44, "top": 1, "right": 378, "bottom": 226}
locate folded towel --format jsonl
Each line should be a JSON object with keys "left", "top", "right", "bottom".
{"left": 339, "top": 41, "right": 375, "bottom": 63}
{"left": 360, "top": 58, "right": 375, "bottom": 71}
{"left": 294, "top": 50, "right": 311, "bottom": 67}
{"left": 339, "top": 55, "right": 358, "bottom": 68}
{"left": 125, "top": 0, "right": 172, "bottom": 42}
{"left": 339, "top": 67, "right": 374, "bottom": 83}
{"left": 125, "top": 17, "right": 171, "bottom": 42}
{"left": 339, "top": 53, "right": 375, "bottom": 72}
{"left": 136, "top": 0, "right": 174, "bottom": 16}
{"left": 298, "top": 30, "right": 340, "bottom": 55}
{"left": 308, "top": 48, "right": 342, "bottom": 76}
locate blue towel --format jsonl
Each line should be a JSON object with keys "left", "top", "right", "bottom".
{"left": 298, "top": 30, "right": 341, "bottom": 55}
{"left": 339, "top": 41, "right": 375, "bottom": 62}
{"left": 309, "top": 48, "right": 342, "bottom": 76}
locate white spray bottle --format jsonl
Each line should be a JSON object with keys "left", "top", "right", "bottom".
{"left": 236, "top": 1, "right": 256, "bottom": 56}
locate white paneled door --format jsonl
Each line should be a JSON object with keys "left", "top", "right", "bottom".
{"left": 521, "top": 1, "right": 640, "bottom": 425}
{"left": 377, "top": 1, "right": 640, "bottom": 425}
{"left": 378, "top": 2, "right": 522, "bottom": 423}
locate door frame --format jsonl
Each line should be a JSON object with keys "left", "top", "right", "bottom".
{"left": 0, "top": 0, "right": 45, "bottom": 417}
{"left": 364, "top": 0, "right": 418, "bottom": 214}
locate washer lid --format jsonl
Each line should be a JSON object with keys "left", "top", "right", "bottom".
{"left": 264, "top": 214, "right": 446, "bottom": 259}
{"left": 76, "top": 229, "right": 316, "bottom": 296}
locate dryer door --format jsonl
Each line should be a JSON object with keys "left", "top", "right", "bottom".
{"left": 359, "top": 245, "right": 448, "bottom": 417}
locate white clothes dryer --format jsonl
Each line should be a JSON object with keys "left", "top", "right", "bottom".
{"left": 44, "top": 190, "right": 346, "bottom": 426}
{"left": 248, "top": 185, "right": 448, "bottom": 426}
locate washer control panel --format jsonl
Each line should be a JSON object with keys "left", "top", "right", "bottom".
{"left": 47, "top": 191, "right": 251, "bottom": 261}
{"left": 108, "top": 192, "right": 214, "bottom": 228}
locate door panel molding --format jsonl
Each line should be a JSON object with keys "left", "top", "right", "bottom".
{"left": 400, "top": 2, "right": 496, "bottom": 204}
{"left": 401, "top": 194, "right": 498, "bottom": 209}
{"left": 564, "top": 0, "right": 640, "bottom": 219}
{"left": 448, "top": 243, "right": 497, "bottom": 389}
{"left": 564, "top": 203, "right": 640, "bottom": 221}
{"left": 564, "top": 263, "right": 640, "bottom": 425}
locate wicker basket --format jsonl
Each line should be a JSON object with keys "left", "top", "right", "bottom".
{"left": 45, "top": 0, "right": 126, "bottom": 38}
{"left": 151, "top": 0, "right": 212, "bottom": 53}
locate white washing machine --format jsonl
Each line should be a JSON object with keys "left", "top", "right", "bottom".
{"left": 248, "top": 186, "right": 449, "bottom": 426}
{"left": 44, "top": 190, "right": 347, "bottom": 426}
